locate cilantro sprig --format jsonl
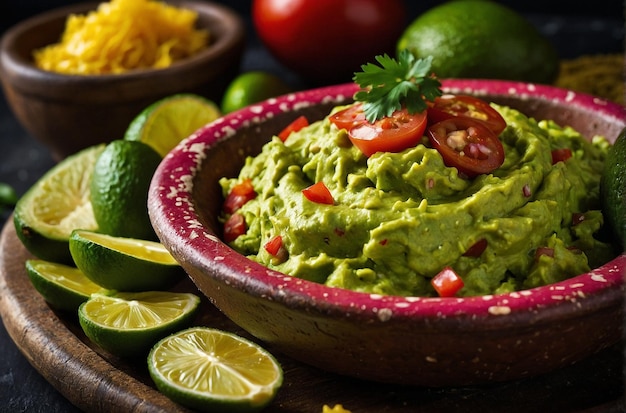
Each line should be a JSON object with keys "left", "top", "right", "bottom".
{"left": 353, "top": 50, "right": 442, "bottom": 123}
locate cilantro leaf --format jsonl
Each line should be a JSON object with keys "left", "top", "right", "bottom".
{"left": 353, "top": 50, "right": 442, "bottom": 123}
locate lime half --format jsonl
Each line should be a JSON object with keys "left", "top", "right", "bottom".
{"left": 69, "top": 229, "right": 182, "bottom": 291}
{"left": 79, "top": 291, "right": 200, "bottom": 357}
{"left": 124, "top": 93, "right": 221, "bottom": 157}
{"left": 148, "top": 327, "right": 283, "bottom": 413}
{"left": 25, "top": 259, "right": 106, "bottom": 312}
{"left": 13, "top": 144, "right": 104, "bottom": 264}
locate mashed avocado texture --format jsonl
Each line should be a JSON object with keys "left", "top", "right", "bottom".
{"left": 220, "top": 104, "right": 615, "bottom": 297}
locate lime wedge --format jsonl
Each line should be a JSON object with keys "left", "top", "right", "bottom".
{"left": 124, "top": 93, "right": 221, "bottom": 157}
{"left": 69, "top": 229, "right": 182, "bottom": 291}
{"left": 148, "top": 327, "right": 283, "bottom": 413}
{"left": 79, "top": 291, "right": 200, "bottom": 357}
{"left": 25, "top": 259, "right": 106, "bottom": 312}
{"left": 13, "top": 144, "right": 105, "bottom": 264}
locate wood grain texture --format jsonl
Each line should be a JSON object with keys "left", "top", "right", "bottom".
{"left": 1, "top": 220, "right": 624, "bottom": 412}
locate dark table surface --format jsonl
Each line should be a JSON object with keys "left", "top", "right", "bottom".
{"left": 1, "top": 1, "right": 625, "bottom": 412}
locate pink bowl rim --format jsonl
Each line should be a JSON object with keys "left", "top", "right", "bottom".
{"left": 150, "top": 79, "right": 626, "bottom": 322}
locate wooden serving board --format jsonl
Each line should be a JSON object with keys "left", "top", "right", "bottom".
{"left": 1, "top": 220, "right": 624, "bottom": 413}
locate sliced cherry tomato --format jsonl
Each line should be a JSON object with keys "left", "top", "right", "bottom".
{"left": 463, "top": 238, "right": 488, "bottom": 257}
{"left": 223, "top": 178, "right": 257, "bottom": 214}
{"left": 431, "top": 266, "right": 464, "bottom": 297}
{"left": 223, "top": 213, "right": 246, "bottom": 243}
{"left": 347, "top": 108, "right": 428, "bottom": 157}
{"left": 278, "top": 115, "right": 309, "bottom": 141}
{"left": 428, "top": 95, "right": 507, "bottom": 136}
{"left": 551, "top": 148, "right": 572, "bottom": 164}
{"left": 427, "top": 117, "right": 505, "bottom": 178}
{"left": 264, "top": 235, "right": 283, "bottom": 256}
{"left": 329, "top": 103, "right": 367, "bottom": 130}
{"left": 302, "top": 181, "right": 334, "bottom": 205}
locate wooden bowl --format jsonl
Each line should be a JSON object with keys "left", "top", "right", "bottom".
{"left": 0, "top": 0, "right": 245, "bottom": 160}
{"left": 148, "top": 80, "right": 626, "bottom": 387}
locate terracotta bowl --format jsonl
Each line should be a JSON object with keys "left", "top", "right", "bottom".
{"left": 0, "top": 0, "right": 245, "bottom": 160}
{"left": 148, "top": 80, "right": 626, "bottom": 387}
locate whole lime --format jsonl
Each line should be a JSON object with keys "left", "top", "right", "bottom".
{"left": 90, "top": 140, "right": 162, "bottom": 240}
{"left": 220, "top": 71, "right": 292, "bottom": 114}
{"left": 397, "top": 0, "right": 559, "bottom": 84}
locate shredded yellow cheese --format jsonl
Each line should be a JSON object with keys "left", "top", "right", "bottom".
{"left": 322, "top": 405, "right": 352, "bottom": 413}
{"left": 33, "top": 0, "right": 209, "bottom": 75}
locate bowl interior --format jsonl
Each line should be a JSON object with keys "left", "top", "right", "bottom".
{"left": 194, "top": 80, "right": 626, "bottom": 246}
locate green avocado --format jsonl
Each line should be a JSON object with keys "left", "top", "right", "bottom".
{"left": 220, "top": 106, "right": 614, "bottom": 297}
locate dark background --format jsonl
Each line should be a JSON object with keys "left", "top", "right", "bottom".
{"left": 0, "top": 1, "right": 624, "bottom": 412}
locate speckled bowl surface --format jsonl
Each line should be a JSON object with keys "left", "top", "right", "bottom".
{"left": 148, "top": 80, "right": 626, "bottom": 386}
{"left": 0, "top": 0, "right": 245, "bottom": 159}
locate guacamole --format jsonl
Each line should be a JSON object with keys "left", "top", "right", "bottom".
{"left": 220, "top": 104, "right": 615, "bottom": 297}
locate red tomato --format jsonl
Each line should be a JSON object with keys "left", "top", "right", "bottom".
{"left": 551, "top": 148, "right": 572, "bottom": 164}
{"left": 223, "top": 213, "right": 246, "bottom": 242}
{"left": 278, "top": 115, "right": 309, "bottom": 142}
{"left": 302, "top": 181, "right": 334, "bottom": 205}
{"left": 264, "top": 235, "right": 283, "bottom": 256}
{"left": 463, "top": 238, "right": 488, "bottom": 257}
{"left": 428, "top": 95, "right": 507, "bottom": 136}
{"left": 329, "top": 103, "right": 367, "bottom": 130}
{"left": 252, "top": 0, "right": 406, "bottom": 82}
{"left": 431, "top": 267, "right": 464, "bottom": 297}
{"left": 343, "top": 108, "right": 428, "bottom": 157}
{"left": 223, "top": 179, "right": 256, "bottom": 214}
{"left": 427, "top": 117, "right": 505, "bottom": 178}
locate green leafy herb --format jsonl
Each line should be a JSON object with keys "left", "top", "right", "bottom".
{"left": 353, "top": 50, "right": 442, "bottom": 123}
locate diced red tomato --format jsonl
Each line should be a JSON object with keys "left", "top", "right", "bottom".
{"left": 427, "top": 117, "right": 505, "bottom": 178}
{"left": 278, "top": 115, "right": 309, "bottom": 141}
{"left": 572, "top": 212, "right": 586, "bottom": 226}
{"left": 264, "top": 235, "right": 283, "bottom": 256}
{"left": 223, "top": 213, "right": 246, "bottom": 242}
{"left": 223, "top": 178, "right": 257, "bottom": 214}
{"left": 302, "top": 181, "right": 334, "bottom": 204}
{"left": 551, "top": 148, "right": 572, "bottom": 164}
{"left": 534, "top": 247, "right": 555, "bottom": 261}
{"left": 427, "top": 95, "right": 507, "bottom": 135}
{"left": 463, "top": 238, "right": 488, "bottom": 257}
{"left": 431, "top": 266, "right": 464, "bottom": 297}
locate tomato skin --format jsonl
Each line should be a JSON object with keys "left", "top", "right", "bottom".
{"left": 278, "top": 115, "right": 309, "bottom": 142}
{"left": 329, "top": 103, "right": 367, "bottom": 131}
{"left": 551, "top": 148, "right": 572, "bottom": 164}
{"left": 302, "top": 181, "right": 334, "bottom": 205}
{"left": 428, "top": 95, "right": 507, "bottom": 135}
{"left": 223, "top": 213, "right": 246, "bottom": 243}
{"left": 264, "top": 235, "right": 283, "bottom": 256}
{"left": 252, "top": 0, "right": 406, "bottom": 81}
{"left": 340, "top": 107, "right": 428, "bottom": 157}
{"left": 427, "top": 117, "right": 505, "bottom": 177}
{"left": 223, "top": 179, "right": 256, "bottom": 214}
{"left": 431, "top": 266, "right": 464, "bottom": 297}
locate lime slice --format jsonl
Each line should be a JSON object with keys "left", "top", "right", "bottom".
{"left": 69, "top": 229, "right": 182, "bottom": 291}
{"left": 25, "top": 259, "right": 106, "bottom": 312}
{"left": 148, "top": 327, "right": 283, "bottom": 413}
{"left": 124, "top": 93, "right": 221, "bottom": 157}
{"left": 13, "top": 144, "right": 105, "bottom": 264}
{"left": 79, "top": 291, "right": 200, "bottom": 357}
{"left": 90, "top": 139, "right": 162, "bottom": 240}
